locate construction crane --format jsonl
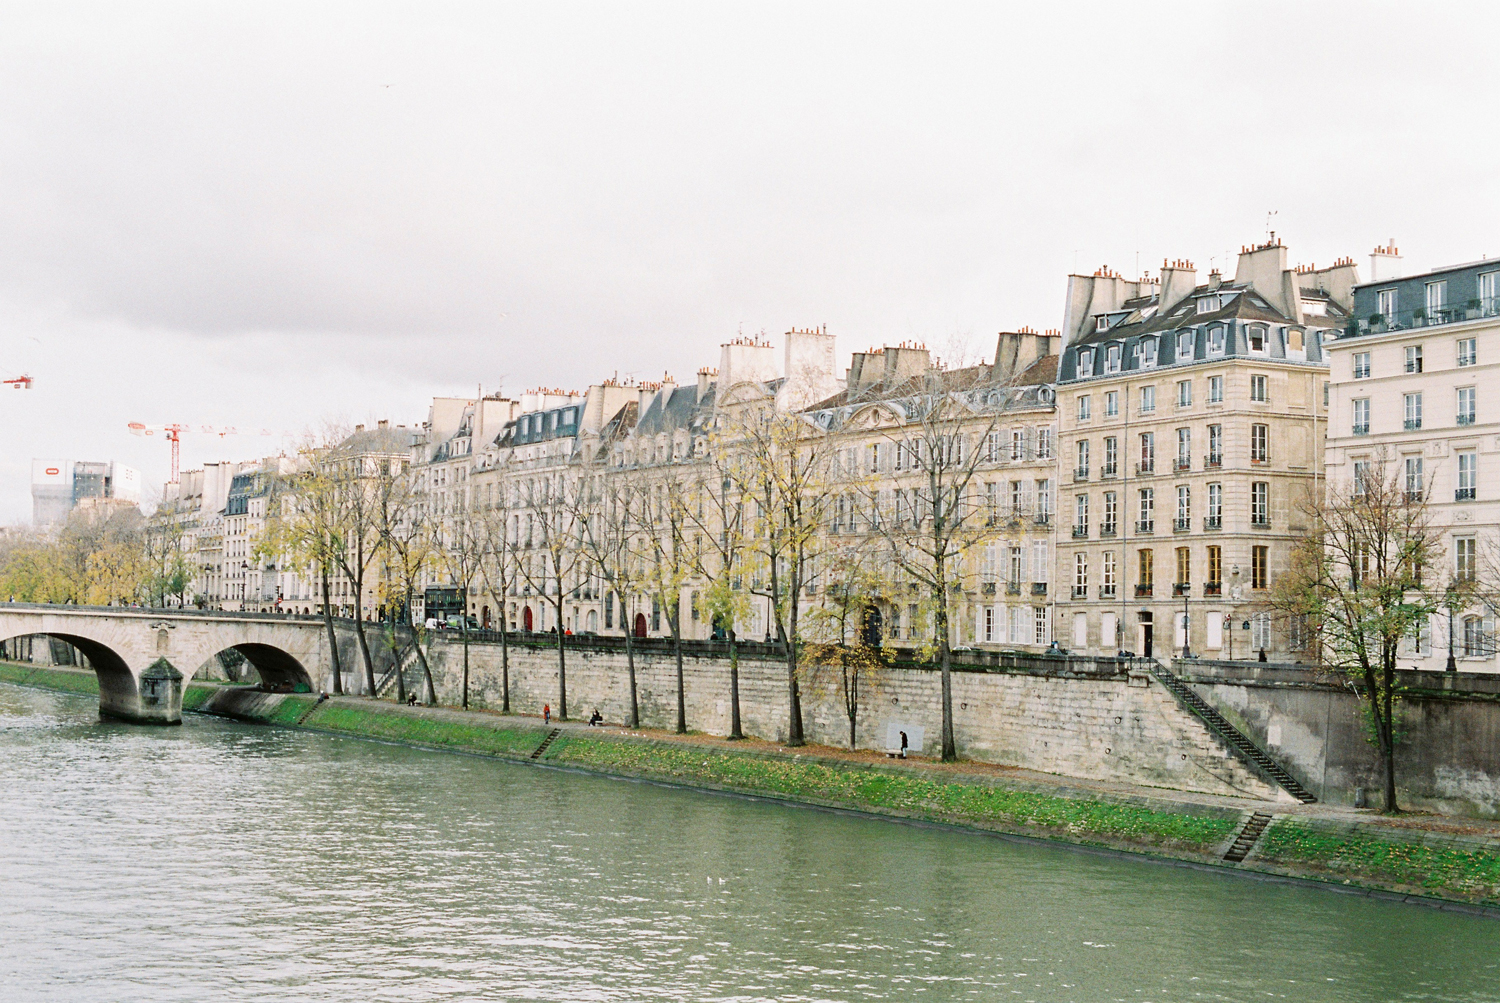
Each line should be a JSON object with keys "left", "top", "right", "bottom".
{"left": 127, "top": 422, "right": 290, "bottom": 485}
{"left": 3, "top": 374, "right": 32, "bottom": 390}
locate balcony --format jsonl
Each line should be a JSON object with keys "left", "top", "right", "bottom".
{"left": 1358, "top": 298, "right": 1500, "bottom": 334}
{"left": 1072, "top": 525, "right": 1089, "bottom": 539}
{"left": 1205, "top": 454, "right": 1223, "bottom": 468}
{"left": 1071, "top": 585, "right": 1088, "bottom": 599}
{"left": 1352, "top": 424, "right": 1369, "bottom": 436}
{"left": 1005, "top": 582, "right": 1021, "bottom": 596}
{"left": 1033, "top": 513, "right": 1052, "bottom": 526}
{"left": 1074, "top": 467, "right": 1090, "bottom": 482}
{"left": 1458, "top": 413, "right": 1476, "bottom": 426}
{"left": 1099, "top": 524, "right": 1117, "bottom": 538}
{"left": 1101, "top": 464, "right": 1118, "bottom": 479}
{"left": 982, "top": 581, "right": 997, "bottom": 595}
{"left": 1173, "top": 583, "right": 1190, "bottom": 597}
{"left": 1136, "top": 462, "right": 1155, "bottom": 476}
{"left": 1405, "top": 490, "right": 1425, "bottom": 503}
{"left": 1135, "top": 583, "right": 1153, "bottom": 597}
{"left": 1173, "top": 517, "right": 1191, "bottom": 532}
{"left": 1030, "top": 582, "right": 1049, "bottom": 596}
{"left": 1135, "top": 520, "right": 1154, "bottom": 534}
{"left": 1404, "top": 418, "right": 1422, "bottom": 431}
{"left": 1101, "top": 586, "right": 1117, "bottom": 598}
{"left": 1203, "top": 515, "right": 1222, "bottom": 530}
{"left": 1458, "top": 487, "right": 1477, "bottom": 501}
{"left": 1251, "top": 517, "right": 1271, "bottom": 529}
{"left": 1174, "top": 458, "right": 1191, "bottom": 472}
{"left": 1204, "top": 582, "right": 1222, "bottom": 596}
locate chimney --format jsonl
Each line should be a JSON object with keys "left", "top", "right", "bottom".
{"left": 377, "top": 419, "right": 389, "bottom": 430}
{"left": 696, "top": 366, "right": 715, "bottom": 400}
{"left": 846, "top": 348, "right": 883, "bottom": 396}
{"left": 992, "top": 328, "right": 1058, "bottom": 383}
{"left": 1369, "top": 240, "right": 1402, "bottom": 283}
{"left": 354, "top": 424, "right": 364, "bottom": 433}
{"left": 1235, "top": 238, "right": 1290, "bottom": 313}
{"left": 1159, "top": 258, "right": 1198, "bottom": 313}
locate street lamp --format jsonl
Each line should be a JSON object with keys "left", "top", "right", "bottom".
{"left": 1445, "top": 584, "right": 1460, "bottom": 673}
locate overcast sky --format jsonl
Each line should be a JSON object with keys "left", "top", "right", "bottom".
{"left": 2, "top": 2, "right": 1498, "bottom": 522}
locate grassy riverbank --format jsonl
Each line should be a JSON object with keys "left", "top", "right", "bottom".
{"left": 3, "top": 662, "right": 1497, "bottom": 910}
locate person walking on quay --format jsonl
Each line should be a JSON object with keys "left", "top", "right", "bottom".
{"left": 544, "top": 704, "right": 551, "bottom": 725}
{"left": 899, "top": 731, "right": 908, "bottom": 759}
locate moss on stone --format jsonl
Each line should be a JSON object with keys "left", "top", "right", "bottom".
{"left": 1260, "top": 819, "right": 1500, "bottom": 902}
{"left": 302, "top": 703, "right": 548, "bottom": 758}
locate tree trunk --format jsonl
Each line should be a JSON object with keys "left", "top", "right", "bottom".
{"left": 672, "top": 604, "right": 686, "bottom": 735}
{"left": 785, "top": 586, "right": 804, "bottom": 747}
{"left": 499, "top": 606, "right": 511, "bottom": 713}
{"left": 354, "top": 610, "right": 377, "bottom": 698}
{"left": 1380, "top": 655, "right": 1399, "bottom": 812}
{"left": 395, "top": 591, "right": 410, "bottom": 704}
{"left": 845, "top": 651, "right": 858, "bottom": 749}
{"left": 320, "top": 571, "right": 342, "bottom": 694}
{"left": 414, "top": 638, "right": 437, "bottom": 705}
{"left": 727, "top": 629, "right": 743, "bottom": 740}
{"left": 461, "top": 621, "right": 470, "bottom": 710}
{"left": 624, "top": 621, "right": 640, "bottom": 729}
{"left": 554, "top": 599, "right": 568, "bottom": 720}
{"left": 937, "top": 589, "right": 956, "bottom": 762}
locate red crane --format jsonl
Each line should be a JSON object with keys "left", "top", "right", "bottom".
{"left": 127, "top": 422, "right": 290, "bottom": 485}
{"left": 3, "top": 374, "right": 32, "bottom": 390}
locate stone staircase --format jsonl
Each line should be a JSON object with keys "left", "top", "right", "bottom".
{"left": 1223, "top": 811, "right": 1275, "bottom": 862}
{"left": 530, "top": 728, "right": 561, "bottom": 760}
{"left": 376, "top": 645, "right": 423, "bottom": 698}
{"left": 1145, "top": 661, "right": 1317, "bottom": 803}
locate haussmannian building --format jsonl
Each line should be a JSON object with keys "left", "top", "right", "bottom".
{"left": 1054, "top": 240, "right": 1354, "bottom": 661}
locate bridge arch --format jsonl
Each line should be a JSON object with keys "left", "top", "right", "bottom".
{"left": 202, "top": 643, "right": 313, "bottom": 693}
{"left": 1, "top": 631, "right": 149, "bottom": 721}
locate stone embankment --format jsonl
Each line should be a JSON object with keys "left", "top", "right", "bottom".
{"left": 4, "top": 659, "right": 1498, "bottom": 914}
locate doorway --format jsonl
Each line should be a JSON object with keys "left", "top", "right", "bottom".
{"left": 634, "top": 612, "right": 648, "bottom": 638}
{"left": 1138, "top": 611, "right": 1154, "bottom": 658}
{"left": 523, "top": 606, "right": 533, "bottom": 632}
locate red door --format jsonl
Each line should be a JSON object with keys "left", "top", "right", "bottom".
{"left": 633, "top": 612, "right": 647, "bottom": 638}
{"left": 523, "top": 606, "right": 534, "bottom": 631}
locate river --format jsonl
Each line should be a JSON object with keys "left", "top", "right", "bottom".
{"left": 1, "top": 683, "right": 1497, "bottom": 1002}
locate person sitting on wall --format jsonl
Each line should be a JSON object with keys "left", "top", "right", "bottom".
{"left": 588, "top": 709, "right": 603, "bottom": 727}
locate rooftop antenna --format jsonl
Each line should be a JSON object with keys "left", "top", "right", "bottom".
{"left": 1265, "top": 209, "right": 1278, "bottom": 242}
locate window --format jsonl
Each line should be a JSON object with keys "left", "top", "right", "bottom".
{"left": 1176, "top": 332, "right": 1194, "bottom": 361}
{"left": 1207, "top": 545, "right": 1222, "bottom": 586}
{"left": 983, "top": 605, "right": 995, "bottom": 642}
{"left": 1251, "top": 423, "right": 1269, "bottom": 463}
{"left": 1252, "top": 545, "right": 1268, "bottom": 589}
{"left": 1032, "top": 540, "right": 1050, "bottom": 584}
{"left": 604, "top": 591, "right": 614, "bottom": 629}
{"left": 1176, "top": 547, "right": 1190, "bottom": 586}
{"left": 1481, "top": 272, "right": 1498, "bottom": 312}
{"left": 1404, "top": 392, "right": 1423, "bottom": 430}
{"left": 1074, "top": 493, "right": 1089, "bottom": 530}
{"left": 1106, "top": 344, "right": 1122, "bottom": 372}
{"left": 1353, "top": 459, "right": 1371, "bottom": 496}
{"left": 1033, "top": 606, "right": 1049, "bottom": 646}
{"left": 1251, "top": 482, "right": 1269, "bottom": 527}
{"left": 1456, "top": 536, "right": 1478, "bottom": 582}
{"left": 1324, "top": 381, "right": 1330, "bottom": 408}
{"left": 1426, "top": 280, "right": 1447, "bottom": 318}
{"left": 1176, "top": 427, "right": 1191, "bottom": 467}
{"left": 1177, "top": 380, "right": 1191, "bottom": 407}
{"left": 1208, "top": 375, "right": 1223, "bottom": 403}
{"left": 1207, "top": 482, "right": 1223, "bottom": 527}
{"left": 1251, "top": 613, "right": 1272, "bottom": 652}
{"left": 1036, "top": 427, "right": 1054, "bottom": 459}
{"left": 1458, "top": 450, "right": 1477, "bottom": 501}
{"left": 1250, "top": 374, "right": 1268, "bottom": 402}
{"left": 1455, "top": 338, "right": 1477, "bottom": 367}
{"left": 1458, "top": 386, "right": 1476, "bottom": 425}
{"left": 1208, "top": 326, "right": 1226, "bottom": 355}
{"left": 1010, "top": 429, "right": 1025, "bottom": 461}
{"left": 1405, "top": 455, "right": 1424, "bottom": 500}
{"left": 1010, "top": 480, "right": 1025, "bottom": 516}
{"left": 1140, "top": 385, "right": 1156, "bottom": 412}
{"left": 1138, "top": 488, "right": 1154, "bottom": 533}
{"left": 1103, "top": 436, "right": 1118, "bottom": 476}
{"left": 1175, "top": 485, "right": 1191, "bottom": 528}
{"left": 1140, "top": 338, "right": 1158, "bottom": 367}
{"left": 1196, "top": 296, "right": 1219, "bottom": 314}
{"left": 1404, "top": 617, "right": 1432, "bottom": 657}
{"left": 1463, "top": 616, "right": 1491, "bottom": 658}
{"left": 1009, "top": 546, "right": 1023, "bottom": 583}
{"left": 1075, "top": 439, "right": 1090, "bottom": 477}
{"left": 1353, "top": 352, "right": 1370, "bottom": 379}
{"left": 1036, "top": 480, "right": 1052, "bottom": 521}
{"left": 1096, "top": 315, "right": 1110, "bottom": 332}
{"left": 1077, "top": 395, "right": 1091, "bottom": 421}
{"left": 1208, "top": 424, "right": 1223, "bottom": 465}
{"left": 1248, "top": 326, "right": 1266, "bottom": 353}
{"left": 1138, "top": 548, "right": 1154, "bottom": 590}
{"left": 1105, "top": 391, "right": 1119, "bottom": 417}
{"left": 1405, "top": 345, "right": 1424, "bottom": 373}
{"left": 1078, "top": 349, "right": 1096, "bottom": 377}
{"left": 1102, "top": 491, "right": 1117, "bottom": 535}
{"left": 1139, "top": 432, "right": 1154, "bottom": 472}
{"left": 1102, "top": 551, "right": 1117, "bottom": 597}
{"left": 1353, "top": 398, "right": 1370, "bottom": 434}
{"left": 1377, "top": 288, "right": 1397, "bottom": 320}
{"left": 1074, "top": 553, "right": 1088, "bottom": 596}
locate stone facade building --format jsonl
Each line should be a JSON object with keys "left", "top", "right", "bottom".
{"left": 1327, "top": 251, "right": 1500, "bottom": 672}
{"left": 1055, "top": 241, "right": 1354, "bottom": 661}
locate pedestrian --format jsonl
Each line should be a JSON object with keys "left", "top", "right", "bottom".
{"left": 544, "top": 703, "right": 551, "bottom": 725}
{"left": 899, "top": 730, "right": 908, "bottom": 759}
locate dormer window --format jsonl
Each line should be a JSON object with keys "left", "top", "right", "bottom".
{"left": 1196, "top": 295, "right": 1221, "bottom": 314}
{"left": 1139, "top": 338, "right": 1158, "bottom": 368}
{"left": 1095, "top": 315, "right": 1110, "bottom": 332}
{"left": 1248, "top": 326, "right": 1267, "bottom": 353}
{"left": 1175, "top": 332, "right": 1193, "bottom": 362}
{"left": 1208, "top": 326, "right": 1226, "bottom": 355}
{"left": 1106, "top": 343, "right": 1122, "bottom": 373}
{"left": 1077, "top": 348, "right": 1095, "bottom": 378}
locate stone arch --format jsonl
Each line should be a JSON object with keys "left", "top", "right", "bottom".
{"left": 204, "top": 643, "right": 314, "bottom": 693}
{"left": 1, "top": 631, "right": 140, "bottom": 720}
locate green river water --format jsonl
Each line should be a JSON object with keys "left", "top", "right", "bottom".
{"left": 1, "top": 683, "right": 1497, "bottom": 1002}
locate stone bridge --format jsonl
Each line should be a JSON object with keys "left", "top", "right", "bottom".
{"left": 0, "top": 603, "right": 335, "bottom": 724}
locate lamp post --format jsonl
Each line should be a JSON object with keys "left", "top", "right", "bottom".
{"left": 1227, "top": 564, "right": 1241, "bottom": 661}
{"left": 1446, "top": 584, "right": 1459, "bottom": 673}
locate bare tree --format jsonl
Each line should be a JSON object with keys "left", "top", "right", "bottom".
{"left": 473, "top": 482, "right": 518, "bottom": 713}
{"left": 802, "top": 537, "right": 892, "bottom": 748}
{"left": 441, "top": 489, "right": 487, "bottom": 709}
{"left": 687, "top": 443, "right": 753, "bottom": 740}
{"left": 637, "top": 470, "right": 696, "bottom": 734}
{"left": 574, "top": 465, "right": 645, "bottom": 727}
{"left": 324, "top": 439, "right": 386, "bottom": 695}
{"left": 518, "top": 470, "right": 586, "bottom": 720}
{"left": 1269, "top": 452, "right": 1443, "bottom": 813}
{"left": 378, "top": 460, "right": 439, "bottom": 705}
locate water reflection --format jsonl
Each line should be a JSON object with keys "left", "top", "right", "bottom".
{"left": 1, "top": 682, "right": 1496, "bottom": 1002}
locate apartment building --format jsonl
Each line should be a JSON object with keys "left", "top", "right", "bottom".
{"left": 1327, "top": 251, "right": 1500, "bottom": 671}
{"left": 1056, "top": 241, "right": 1353, "bottom": 660}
